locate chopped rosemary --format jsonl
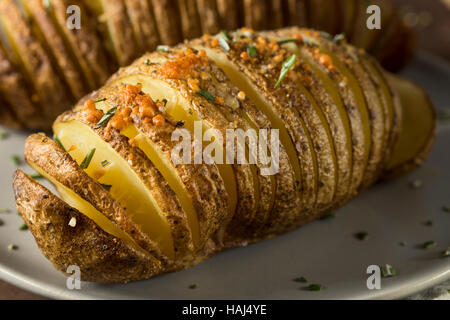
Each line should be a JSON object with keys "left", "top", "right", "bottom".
{"left": 247, "top": 44, "right": 257, "bottom": 57}
{"left": 11, "top": 155, "right": 20, "bottom": 166}
{"left": 381, "top": 264, "right": 397, "bottom": 277}
{"left": 156, "top": 45, "right": 170, "bottom": 52}
{"left": 30, "top": 173, "right": 43, "bottom": 179}
{"left": 275, "top": 55, "right": 296, "bottom": 88}
{"left": 354, "top": 231, "right": 368, "bottom": 241}
{"left": 440, "top": 247, "right": 450, "bottom": 258}
{"left": 79, "top": 149, "right": 96, "bottom": 170}
{"left": 422, "top": 240, "right": 436, "bottom": 249}
{"left": 277, "top": 39, "right": 298, "bottom": 45}
{"left": 188, "top": 284, "right": 198, "bottom": 289}
{"left": 293, "top": 276, "right": 307, "bottom": 283}
{"left": 306, "top": 284, "right": 322, "bottom": 291}
{"left": 53, "top": 134, "right": 66, "bottom": 151}
{"left": 196, "top": 90, "right": 215, "bottom": 102}
{"left": 94, "top": 98, "right": 107, "bottom": 103}
{"left": 95, "top": 106, "right": 117, "bottom": 129}
{"left": 19, "top": 223, "right": 28, "bottom": 231}
{"left": 100, "top": 184, "right": 112, "bottom": 192}
{"left": 101, "top": 160, "right": 110, "bottom": 167}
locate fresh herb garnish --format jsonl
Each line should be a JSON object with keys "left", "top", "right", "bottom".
{"left": 196, "top": 90, "right": 215, "bottom": 102}
{"left": 53, "top": 134, "right": 66, "bottom": 151}
{"left": 306, "top": 284, "right": 322, "bottom": 291}
{"left": 100, "top": 184, "right": 112, "bottom": 191}
{"left": 278, "top": 39, "right": 298, "bottom": 45}
{"left": 436, "top": 109, "right": 450, "bottom": 122}
{"left": 409, "top": 179, "right": 423, "bottom": 189}
{"left": 424, "top": 220, "right": 433, "bottom": 226}
{"left": 293, "top": 276, "right": 307, "bottom": 283}
{"left": 156, "top": 45, "right": 170, "bottom": 52}
{"left": 8, "top": 244, "right": 17, "bottom": 251}
{"left": 354, "top": 231, "right": 368, "bottom": 241}
{"left": 442, "top": 205, "right": 450, "bottom": 213}
{"left": 440, "top": 247, "right": 450, "bottom": 258}
{"left": 30, "top": 173, "right": 43, "bottom": 179}
{"left": 11, "top": 155, "right": 20, "bottom": 166}
{"left": 0, "top": 219, "right": 4, "bottom": 226}
{"left": 101, "top": 160, "right": 110, "bottom": 167}
{"left": 0, "top": 208, "right": 10, "bottom": 213}
{"left": 95, "top": 106, "right": 117, "bottom": 129}
{"left": 0, "top": 129, "right": 8, "bottom": 140}
{"left": 320, "top": 213, "right": 335, "bottom": 220}
{"left": 145, "top": 59, "right": 151, "bottom": 66}
{"left": 381, "top": 264, "right": 397, "bottom": 277}
{"left": 333, "top": 33, "right": 346, "bottom": 43}
{"left": 19, "top": 223, "right": 28, "bottom": 231}
{"left": 422, "top": 240, "right": 436, "bottom": 249}
{"left": 79, "top": 149, "right": 96, "bottom": 170}
{"left": 247, "top": 44, "right": 257, "bottom": 57}
{"left": 275, "top": 54, "right": 296, "bottom": 88}
{"left": 175, "top": 120, "right": 184, "bottom": 127}
{"left": 399, "top": 241, "right": 408, "bottom": 247}
{"left": 220, "top": 30, "right": 231, "bottom": 40}
{"left": 94, "top": 98, "right": 107, "bottom": 103}
{"left": 188, "top": 284, "right": 197, "bottom": 289}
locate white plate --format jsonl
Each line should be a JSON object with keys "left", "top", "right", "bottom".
{"left": 0, "top": 53, "right": 449, "bottom": 300}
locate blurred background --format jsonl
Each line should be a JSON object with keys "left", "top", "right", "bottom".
{"left": 0, "top": 0, "right": 449, "bottom": 300}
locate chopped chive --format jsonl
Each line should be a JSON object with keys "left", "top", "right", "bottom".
{"left": 195, "top": 90, "right": 215, "bottom": 102}
{"left": 11, "top": 155, "right": 20, "bottom": 166}
{"left": 94, "top": 98, "right": 107, "bottom": 103}
{"left": 0, "top": 129, "right": 8, "bottom": 140}
{"left": 409, "top": 179, "right": 423, "bottom": 189}
{"left": 156, "top": 45, "right": 170, "bottom": 52}
{"left": 100, "top": 184, "right": 112, "bottom": 192}
{"left": 436, "top": 109, "right": 450, "bottom": 122}
{"left": 218, "top": 36, "right": 230, "bottom": 52}
{"left": 162, "top": 99, "right": 168, "bottom": 106}
{"left": 145, "top": 58, "right": 151, "bottom": 66}
{"left": 333, "top": 33, "right": 346, "bottom": 43}
{"left": 8, "top": 244, "right": 17, "bottom": 251}
{"left": 175, "top": 120, "right": 184, "bottom": 127}
{"left": 19, "top": 223, "right": 28, "bottom": 231}
{"left": 424, "top": 220, "right": 433, "bottom": 226}
{"left": 306, "top": 284, "right": 322, "bottom": 291}
{"left": 0, "top": 208, "right": 11, "bottom": 213}
{"left": 422, "top": 240, "right": 436, "bottom": 249}
{"left": 79, "top": 149, "right": 96, "bottom": 170}
{"left": 381, "top": 264, "right": 397, "bottom": 277}
{"left": 101, "top": 160, "right": 110, "bottom": 167}
{"left": 188, "top": 284, "right": 197, "bottom": 289}
{"left": 442, "top": 205, "right": 450, "bottom": 213}
{"left": 277, "top": 39, "right": 298, "bottom": 45}
{"left": 275, "top": 55, "right": 296, "bottom": 88}
{"left": 220, "top": 30, "right": 231, "bottom": 40}
{"left": 0, "top": 218, "right": 4, "bottom": 226}
{"left": 30, "top": 173, "right": 43, "bottom": 179}
{"left": 399, "top": 241, "right": 408, "bottom": 247}
{"left": 293, "top": 276, "right": 307, "bottom": 283}
{"left": 440, "top": 248, "right": 450, "bottom": 258}
{"left": 53, "top": 134, "right": 66, "bottom": 151}
{"left": 247, "top": 44, "right": 257, "bottom": 57}
{"left": 354, "top": 231, "right": 368, "bottom": 241}
{"left": 95, "top": 106, "right": 117, "bottom": 129}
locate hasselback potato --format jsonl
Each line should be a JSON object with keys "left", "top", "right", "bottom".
{"left": 12, "top": 27, "right": 435, "bottom": 282}
{"left": 0, "top": 0, "right": 414, "bottom": 130}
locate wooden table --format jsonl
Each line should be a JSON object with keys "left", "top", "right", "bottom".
{"left": 1, "top": 0, "right": 449, "bottom": 300}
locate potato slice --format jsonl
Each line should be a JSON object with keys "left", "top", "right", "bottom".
{"left": 124, "top": 0, "right": 161, "bottom": 53}
{"left": 0, "top": 44, "right": 47, "bottom": 129}
{"left": 196, "top": 0, "right": 220, "bottom": 34}
{"left": 49, "top": 0, "right": 112, "bottom": 90}
{"left": 0, "top": 0, "right": 69, "bottom": 120}
{"left": 384, "top": 75, "right": 436, "bottom": 178}
{"left": 177, "top": 0, "right": 202, "bottom": 39}
{"left": 13, "top": 170, "right": 161, "bottom": 283}
{"left": 18, "top": 0, "right": 87, "bottom": 99}
{"left": 87, "top": 87, "right": 228, "bottom": 249}
{"left": 150, "top": 0, "right": 182, "bottom": 45}
{"left": 84, "top": 0, "right": 138, "bottom": 66}
{"left": 54, "top": 111, "right": 194, "bottom": 260}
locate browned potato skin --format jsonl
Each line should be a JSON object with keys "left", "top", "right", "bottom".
{"left": 13, "top": 170, "right": 162, "bottom": 283}
{"left": 0, "top": 45, "right": 48, "bottom": 130}
{"left": 124, "top": 0, "right": 161, "bottom": 53}
{"left": 21, "top": 0, "right": 87, "bottom": 100}
{"left": 177, "top": 0, "right": 202, "bottom": 39}
{"left": 0, "top": 0, "right": 70, "bottom": 122}
{"left": 24, "top": 133, "right": 166, "bottom": 262}
{"left": 92, "top": 84, "right": 229, "bottom": 250}
{"left": 56, "top": 110, "right": 195, "bottom": 264}
{"left": 51, "top": 0, "right": 112, "bottom": 90}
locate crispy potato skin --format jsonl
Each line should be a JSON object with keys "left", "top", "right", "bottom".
{"left": 13, "top": 170, "right": 162, "bottom": 283}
